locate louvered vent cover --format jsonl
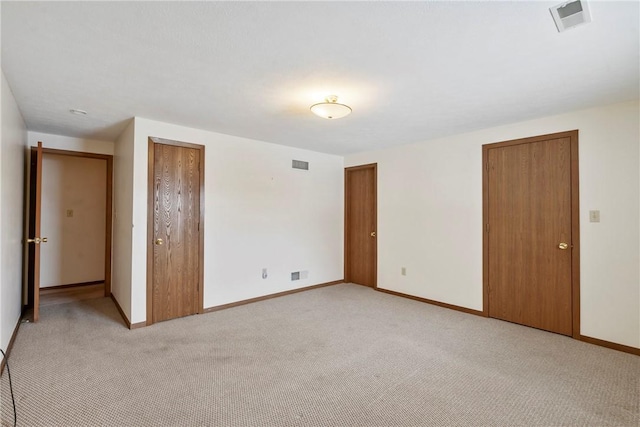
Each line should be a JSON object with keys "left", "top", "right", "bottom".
{"left": 550, "top": 0, "right": 591, "bottom": 32}
{"left": 292, "top": 160, "right": 309, "bottom": 170}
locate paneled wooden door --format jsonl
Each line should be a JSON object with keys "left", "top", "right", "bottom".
{"left": 147, "top": 137, "right": 204, "bottom": 325}
{"left": 483, "top": 131, "right": 579, "bottom": 337}
{"left": 345, "top": 164, "right": 377, "bottom": 287}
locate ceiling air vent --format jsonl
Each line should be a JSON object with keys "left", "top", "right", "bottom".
{"left": 292, "top": 160, "right": 309, "bottom": 170}
{"left": 550, "top": 0, "right": 591, "bottom": 32}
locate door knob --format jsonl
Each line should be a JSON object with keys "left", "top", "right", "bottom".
{"left": 27, "top": 238, "right": 41, "bottom": 244}
{"left": 155, "top": 238, "right": 164, "bottom": 245}
{"left": 558, "top": 242, "right": 569, "bottom": 250}
{"left": 41, "top": 237, "right": 48, "bottom": 243}
{"left": 370, "top": 231, "right": 376, "bottom": 237}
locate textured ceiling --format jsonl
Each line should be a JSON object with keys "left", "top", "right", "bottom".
{"left": 2, "top": 1, "right": 638, "bottom": 155}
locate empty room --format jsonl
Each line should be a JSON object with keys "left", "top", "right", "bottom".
{"left": 0, "top": 1, "right": 638, "bottom": 426}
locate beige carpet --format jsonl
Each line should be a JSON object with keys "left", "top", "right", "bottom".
{"left": 1, "top": 283, "right": 638, "bottom": 426}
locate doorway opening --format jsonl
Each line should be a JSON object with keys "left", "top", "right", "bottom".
{"left": 26, "top": 143, "right": 113, "bottom": 321}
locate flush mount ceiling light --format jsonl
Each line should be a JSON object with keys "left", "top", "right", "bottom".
{"left": 310, "top": 95, "right": 352, "bottom": 119}
{"left": 69, "top": 108, "right": 87, "bottom": 115}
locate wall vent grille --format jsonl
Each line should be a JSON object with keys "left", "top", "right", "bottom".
{"left": 292, "top": 160, "right": 309, "bottom": 170}
{"left": 550, "top": 0, "right": 591, "bottom": 32}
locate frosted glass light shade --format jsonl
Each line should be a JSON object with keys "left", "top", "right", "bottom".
{"left": 310, "top": 95, "right": 352, "bottom": 119}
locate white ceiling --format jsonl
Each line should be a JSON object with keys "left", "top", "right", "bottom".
{"left": 2, "top": 1, "right": 638, "bottom": 155}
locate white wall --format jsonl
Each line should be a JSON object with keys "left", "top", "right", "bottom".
{"left": 40, "top": 154, "right": 106, "bottom": 287}
{"left": 0, "top": 70, "right": 28, "bottom": 351}
{"left": 28, "top": 132, "right": 114, "bottom": 155}
{"left": 345, "top": 100, "right": 640, "bottom": 349}
{"left": 112, "top": 119, "right": 135, "bottom": 321}
{"left": 125, "top": 118, "right": 343, "bottom": 324}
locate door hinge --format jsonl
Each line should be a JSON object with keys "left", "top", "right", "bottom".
{"left": 485, "top": 223, "right": 489, "bottom": 232}
{"left": 485, "top": 162, "right": 489, "bottom": 171}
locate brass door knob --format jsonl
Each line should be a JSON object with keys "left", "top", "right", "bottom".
{"left": 370, "top": 231, "right": 376, "bottom": 237}
{"left": 41, "top": 237, "right": 48, "bottom": 243}
{"left": 558, "top": 242, "right": 569, "bottom": 250}
{"left": 27, "top": 237, "right": 41, "bottom": 244}
{"left": 155, "top": 238, "right": 164, "bottom": 245}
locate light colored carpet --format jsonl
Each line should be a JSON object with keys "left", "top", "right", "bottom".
{"left": 1, "top": 283, "right": 638, "bottom": 426}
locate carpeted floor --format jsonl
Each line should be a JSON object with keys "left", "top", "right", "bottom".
{"left": 1, "top": 283, "right": 638, "bottom": 426}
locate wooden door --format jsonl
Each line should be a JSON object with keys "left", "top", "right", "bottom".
{"left": 26, "top": 142, "right": 45, "bottom": 322}
{"left": 147, "top": 138, "right": 204, "bottom": 324}
{"left": 345, "top": 164, "right": 377, "bottom": 287}
{"left": 484, "top": 131, "right": 579, "bottom": 336}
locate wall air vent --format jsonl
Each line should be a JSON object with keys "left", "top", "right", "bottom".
{"left": 550, "top": 0, "right": 591, "bottom": 32}
{"left": 292, "top": 160, "right": 309, "bottom": 170}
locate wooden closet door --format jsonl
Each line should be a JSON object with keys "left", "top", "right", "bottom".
{"left": 345, "top": 164, "right": 377, "bottom": 288}
{"left": 150, "top": 142, "right": 202, "bottom": 323}
{"left": 487, "top": 135, "right": 574, "bottom": 336}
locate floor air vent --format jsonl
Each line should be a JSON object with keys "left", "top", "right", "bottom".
{"left": 292, "top": 160, "right": 309, "bottom": 170}
{"left": 550, "top": 0, "right": 591, "bottom": 32}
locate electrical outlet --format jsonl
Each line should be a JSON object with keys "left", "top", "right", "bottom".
{"left": 589, "top": 210, "right": 600, "bottom": 223}
{"left": 262, "top": 268, "right": 267, "bottom": 279}
{"left": 401, "top": 267, "right": 406, "bottom": 276}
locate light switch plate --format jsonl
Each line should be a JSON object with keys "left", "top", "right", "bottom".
{"left": 589, "top": 210, "right": 600, "bottom": 223}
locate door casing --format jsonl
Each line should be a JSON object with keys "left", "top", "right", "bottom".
{"left": 146, "top": 137, "right": 205, "bottom": 326}
{"left": 482, "top": 130, "right": 580, "bottom": 338}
